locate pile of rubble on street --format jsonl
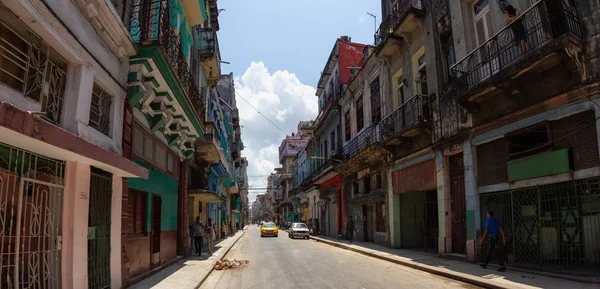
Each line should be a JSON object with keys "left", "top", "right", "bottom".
{"left": 214, "top": 259, "right": 250, "bottom": 270}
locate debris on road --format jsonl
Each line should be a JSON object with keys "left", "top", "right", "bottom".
{"left": 214, "top": 259, "right": 250, "bottom": 270}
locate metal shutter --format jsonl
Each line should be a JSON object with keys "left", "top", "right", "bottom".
{"left": 477, "top": 138, "right": 509, "bottom": 186}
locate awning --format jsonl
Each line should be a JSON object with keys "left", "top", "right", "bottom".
{"left": 188, "top": 189, "right": 225, "bottom": 203}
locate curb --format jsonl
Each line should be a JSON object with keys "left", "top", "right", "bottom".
{"left": 309, "top": 236, "right": 507, "bottom": 289}
{"left": 195, "top": 230, "right": 246, "bottom": 289}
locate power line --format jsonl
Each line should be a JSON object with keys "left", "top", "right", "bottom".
{"left": 235, "top": 90, "right": 289, "bottom": 137}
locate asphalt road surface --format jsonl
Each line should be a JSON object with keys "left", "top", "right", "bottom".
{"left": 201, "top": 225, "right": 479, "bottom": 289}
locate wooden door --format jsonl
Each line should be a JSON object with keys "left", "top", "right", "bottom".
{"left": 151, "top": 195, "right": 162, "bottom": 265}
{"left": 449, "top": 153, "right": 466, "bottom": 254}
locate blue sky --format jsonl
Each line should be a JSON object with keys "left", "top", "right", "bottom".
{"left": 216, "top": 0, "right": 382, "bottom": 203}
{"left": 218, "top": 0, "right": 382, "bottom": 87}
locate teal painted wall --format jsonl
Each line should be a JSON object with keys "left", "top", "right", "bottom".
{"left": 129, "top": 159, "right": 179, "bottom": 231}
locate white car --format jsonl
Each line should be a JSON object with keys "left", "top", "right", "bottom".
{"left": 288, "top": 223, "right": 310, "bottom": 239}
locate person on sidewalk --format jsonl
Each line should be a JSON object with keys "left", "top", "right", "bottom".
{"left": 192, "top": 217, "right": 205, "bottom": 256}
{"left": 205, "top": 218, "right": 216, "bottom": 255}
{"left": 346, "top": 217, "right": 354, "bottom": 242}
{"left": 480, "top": 210, "right": 506, "bottom": 272}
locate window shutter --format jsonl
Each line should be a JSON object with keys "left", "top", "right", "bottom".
{"left": 477, "top": 138, "right": 508, "bottom": 186}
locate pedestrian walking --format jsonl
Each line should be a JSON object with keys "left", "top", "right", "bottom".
{"left": 346, "top": 216, "right": 354, "bottom": 242}
{"left": 205, "top": 218, "right": 216, "bottom": 255}
{"left": 480, "top": 210, "right": 506, "bottom": 272}
{"left": 191, "top": 217, "right": 205, "bottom": 256}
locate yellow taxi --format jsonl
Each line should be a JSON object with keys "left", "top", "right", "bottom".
{"left": 260, "top": 222, "right": 278, "bottom": 237}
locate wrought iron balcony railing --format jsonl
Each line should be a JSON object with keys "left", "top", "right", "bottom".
{"left": 343, "top": 124, "right": 382, "bottom": 160}
{"left": 374, "top": 0, "right": 423, "bottom": 46}
{"left": 450, "top": 0, "right": 581, "bottom": 94}
{"left": 129, "top": 0, "right": 206, "bottom": 122}
{"left": 197, "top": 27, "right": 217, "bottom": 59}
{"left": 381, "top": 93, "right": 431, "bottom": 141}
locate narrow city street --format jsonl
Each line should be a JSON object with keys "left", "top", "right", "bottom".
{"left": 201, "top": 226, "right": 479, "bottom": 289}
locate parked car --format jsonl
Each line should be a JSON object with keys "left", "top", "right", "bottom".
{"left": 288, "top": 223, "right": 309, "bottom": 239}
{"left": 260, "top": 222, "right": 278, "bottom": 237}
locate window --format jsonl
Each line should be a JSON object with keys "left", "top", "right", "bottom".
{"left": 199, "top": 201, "right": 202, "bottom": 213}
{"left": 356, "top": 96, "right": 364, "bottom": 132}
{"left": 167, "top": 154, "right": 174, "bottom": 172}
{"left": 330, "top": 131, "right": 335, "bottom": 150}
{"left": 363, "top": 176, "right": 371, "bottom": 194}
{"left": 376, "top": 201, "right": 386, "bottom": 232}
{"left": 441, "top": 33, "right": 456, "bottom": 85}
{"left": 375, "top": 174, "right": 382, "bottom": 189}
{"left": 415, "top": 53, "right": 428, "bottom": 95}
{"left": 397, "top": 77, "right": 405, "bottom": 105}
{"left": 473, "top": 0, "right": 492, "bottom": 46}
{"left": 129, "top": 189, "right": 147, "bottom": 234}
{"left": 0, "top": 7, "right": 68, "bottom": 124}
{"left": 506, "top": 122, "right": 551, "bottom": 160}
{"left": 90, "top": 84, "right": 113, "bottom": 136}
{"left": 344, "top": 110, "right": 351, "bottom": 142}
{"left": 353, "top": 181, "right": 359, "bottom": 197}
{"left": 155, "top": 144, "right": 166, "bottom": 170}
{"left": 133, "top": 126, "right": 144, "bottom": 154}
{"left": 143, "top": 134, "right": 154, "bottom": 160}
{"left": 370, "top": 78, "right": 381, "bottom": 123}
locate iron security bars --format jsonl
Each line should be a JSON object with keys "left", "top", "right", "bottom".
{"left": 129, "top": 0, "right": 206, "bottom": 122}
{"left": 380, "top": 94, "right": 431, "bottom": 141}
{"left": 0, "top": 6, "right": 67, "bottom": 125}
{"left": 450, "top": 0, "right": 582, "bottom": 94}
{"left": 480, "top": 177, "right": 600, "bottom": 273}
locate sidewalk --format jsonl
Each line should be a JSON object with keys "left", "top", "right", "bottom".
{"left": 309, "top": 235, "right": 599, "bottom": 289}
{"left": 128, "top": 229, "right": 246, "bottom": 289}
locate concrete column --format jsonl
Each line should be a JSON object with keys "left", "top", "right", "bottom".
{"left": 110, "top": 175, "right": 123, "bottom": 289}
{"left": 387, "top": 168, "right": 401, "bottom": 248}
{"left": 463, "top": 141, "right": 480, "bottom": 262}
{"left": 594, "top": 99, "right": 600, "bottom": 158}
{"left": 62, "top": 64, "right": 95, "bottom": 132}
{"left": 61, "top": 161, "right": 91, "bottom": 289}
{"left": 436, "top": 150, "right": 451, "bottom": 255}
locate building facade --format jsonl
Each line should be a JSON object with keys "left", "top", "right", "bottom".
{"left": 429, "top": 0, "right": 600, "bottom": 274}
{"left": 0, "top": 0, "right": 149, "bottom": 288}
{"left": 278, "top": 127, "right": 311, "bottom": 223}
{"left": 338, "top": 45, "right": 389, "bottom": 246}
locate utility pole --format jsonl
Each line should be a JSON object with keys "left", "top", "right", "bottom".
{"left": 367, "top": 12, "right": 377, "bottom": 45}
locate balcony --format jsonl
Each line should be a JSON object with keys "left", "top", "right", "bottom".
{"left": 343, "top": 125, "right": 382, "bottom": 159}
{"left": 337, "top": 124, "right": 387, "bottom": 176}
{"left": 195, "top": 27, "right": 221, "bottom": 83}
{"left": 128, "top": 0, "right": 206, "bottom": 157}
{"left": 449, "top": 0, "right": 582, "bottom": 114}
{"left": 195, "top": 123, "right": 221, "bottom": 164}
{"left": 232, "top": 109, "right": 240, "bottom": 122}
{"left": 197, "top": 28, "right": 217, "bottom": 59}
{"left": 375, "top": 0, "right": 424, "bottom": 55}
{"left": 381, "top": 93, "right": 431, "bottom": 145}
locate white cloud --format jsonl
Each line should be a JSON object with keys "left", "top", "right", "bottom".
{"left": 359, "top": 16, "right": 365, "bottom": 23}
{"left": 236, "top": 62, "right": 317, "bottom": 203}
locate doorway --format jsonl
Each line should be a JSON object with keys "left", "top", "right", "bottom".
{"left": 363, "top": 205, "right": 374, "bottom": 242}
{"left": 88, "top": 168, "right": 112, "bottom": 289}
{"left": 151, "top": 195, "right": 162, "bottom": 266}
{"left": 450, "top": 153, "right": 466, "bottom": 254}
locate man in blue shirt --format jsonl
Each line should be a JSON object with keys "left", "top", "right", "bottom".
{"left": 480, "top": 210, "right": 506, "bottom": 272}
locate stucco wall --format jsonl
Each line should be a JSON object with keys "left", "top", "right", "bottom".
{"left": 128, "top": 160, "right": 179, "bottom": 231}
